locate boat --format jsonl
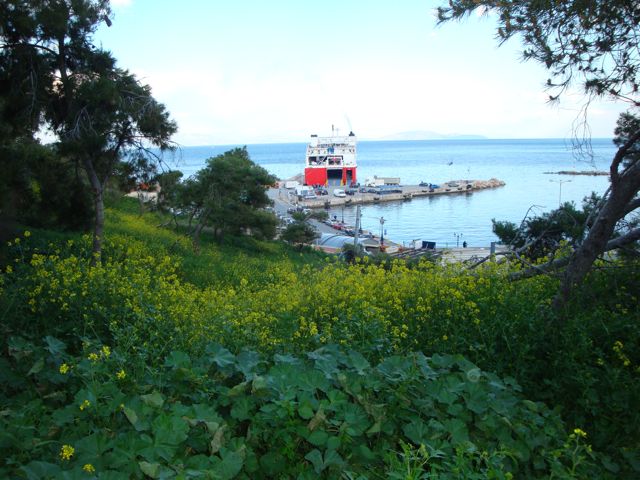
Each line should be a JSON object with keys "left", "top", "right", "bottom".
{"left": 304, "top": 127, "right": 357, "bottom": 187}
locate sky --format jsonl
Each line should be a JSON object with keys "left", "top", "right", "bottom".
{"left": 94, "top": 0, "right": 628, "bottom": 146}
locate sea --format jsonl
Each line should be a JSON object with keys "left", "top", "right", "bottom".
{"left": 164, "top": 138, "right": 616, "bottom": 248}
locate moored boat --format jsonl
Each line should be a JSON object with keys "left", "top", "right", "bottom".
{"left": 304, "top": 127, "right": 357, "bottom": 187}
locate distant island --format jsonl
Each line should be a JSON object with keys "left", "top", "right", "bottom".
{"left": 376, "top": 130, "right": 487, "bottom": 141}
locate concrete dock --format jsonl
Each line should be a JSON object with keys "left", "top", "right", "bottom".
{"left": 277, "top": 178, "right": 505, "bottom": 209}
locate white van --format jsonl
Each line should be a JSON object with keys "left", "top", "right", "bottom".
{"left": 333, "top": 189, "right": 346, "bottom": 198}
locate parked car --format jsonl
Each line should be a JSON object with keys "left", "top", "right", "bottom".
{"left": 333, "top": 189, "right": 347, "bottom": 198}
{"left": 345, "top": 188, "right": 357, "bottom": 196}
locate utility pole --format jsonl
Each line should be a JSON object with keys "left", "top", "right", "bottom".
{"left": 550, "top": 179, "right": 571, "bottom": 207}
{"left": 454, "top": 232, "right": 463, "bottom": 248}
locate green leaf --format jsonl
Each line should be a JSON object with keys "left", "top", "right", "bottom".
{"left": 307, "top": 430, "right": 329, "bottom": 447}
{"left": 430, "top": 354, "right": 454, "bottom": 369}
{"left": 123, "top": 406, "right": 140, "bottom": 428}
{"left": 216, "top": 450, "right": 244, "bottom": 479}
{"left": 152, "top": 413, "right": 189, "bottom": 445}
{"left": 260, "top": 451, "right": 285, "bottom": 475}
{"left": 326, "top": 436, "right": 341, "bottom": 450}
{"left": 141, "top": 391, "right": 165, "bottom": 409}
{"left": 20, "top": 461, "right": 61, "bottom": 480}
{"left": 403, "top": 420, "right": 430, "bottom": 445}
{"left": 138, "top": 461, "right": 161, "bottom": 479}
{"left": 305, "top": 449, "right": 343, "bottom": 474}
{"left": 305, "top": 449, "right": 325, "bottom": 474}
{"left": 237, "top": 350, "right": 261, "bottom": 378}
{"left": 44, "top": 336, "right": 66, "bottom": 356}
{"left": 228, "top": 381, "right": 249, "bottom": 397}
{"left": 347, "top": 350, "right": 370, "bottom": 375}
{"left": 251, "top": 375, "right": 267, "bottom": 393}
{"left": 377, "top": 356, "right": 412, "bottom": 382}
{"left": 230, "top": 396, "right": 253, "bottom": 421}
{"left": 27, "top": 358, "right": 44, "bottom": 376}
{"left": 297, "top": 369, "right": 330, "bottom": 393}
{"left": 206, "top": 343, "right": 236, "bottom": 368}
{"left": 164, "top": 351, "right": 191, "bottom": 369}
{"left": 298, "top": 401, "right": 315, "bottom": 420}
{"left": 445, "top": 418, "right": 469, "bottom": 445}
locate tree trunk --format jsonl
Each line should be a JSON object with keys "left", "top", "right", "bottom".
{"left": 554, "top": 169, "right": 640, "bottom": 308}
{"left": 83, "top": 159, "right": 104, "bottom": 265}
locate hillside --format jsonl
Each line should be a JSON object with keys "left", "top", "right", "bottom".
{"left": 1, "top": 198, "right": 639, "bottom": 478}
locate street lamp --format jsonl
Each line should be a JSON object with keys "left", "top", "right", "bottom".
{"left": 380, "top": 216, "right": 385, "bottom": 245}
{"left": 549, "top": 179, "right": 571, "bottom": 207}
{"left": 454, "top": 232, "right": 463, "bottom": 248}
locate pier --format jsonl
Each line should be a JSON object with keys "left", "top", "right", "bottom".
{"left": 275, "top": 178, "right": 505, "bottom": 209}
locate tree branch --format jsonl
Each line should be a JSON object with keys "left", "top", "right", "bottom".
{"left": 610, "top": 127, "right": 640, "bottom": 183}
{"left": 509, "top": 227, "right": 640, "bottom": 281}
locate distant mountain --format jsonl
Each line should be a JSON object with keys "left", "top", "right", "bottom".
{"left": 376, "top": 130, "right": 487, "bottom": 141}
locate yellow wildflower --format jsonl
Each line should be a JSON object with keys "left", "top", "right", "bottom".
{"left": 116, "top": 369, "right": 126, "bottom": 380}
{"left": 101, "top": 345, "right": 111, "bottom": 358}
{"left": 88, "top": 352, "right": 99, "bottom": 362}
{"left": 5, "top": 265, "right": 13, "bottom": 274}
{"left": 83, "top": 464, "right": 95, "bottom": 473}
{"left": 24, "top": 230, "right": 31, "bottom": 238}
{"left": 60, "top": 444, "right": 74, "bottom": 460}
{"left": 59, "top": 363, "right": 70, "bottom": 374}
{"left": 442, "top": 334, "right": 448, "bottom": 341}
{"left": 79, "top": 399, "right": 91, "bottom": 411}
{"left": 573, "top": 428, "right": 587, "bottom": 438}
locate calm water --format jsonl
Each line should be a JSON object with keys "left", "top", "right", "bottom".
{"left": 165, "top": 138, "right": 616, "bottom": 247}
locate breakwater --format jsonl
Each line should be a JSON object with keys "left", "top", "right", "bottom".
{"left": 295, "top": 178, "right": 506, "bottom": 208}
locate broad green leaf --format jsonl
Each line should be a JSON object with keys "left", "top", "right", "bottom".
{"left": 326, "top": 436, "right": 341, "bottom": 450}
{"left": 141, "top": 391, "right": 165, "bottom": 409}
{"left": 251, "top": 375, "right": 267, "bottom": 393}
{"left": 259, "top": 451, "right": 285, "bottom": 475}
{"left": 216, "top": 450, "right": 244, "bottom": 480}
{"left": 164, "top": 351, "right": 191, "bottom": 369}
{"left": 403, "top": 420, "right": 430, "bottom": 445}
{"left": 307, "top": 429, "right": 329, "bottom": 447}
{"left": 20, "top": 461, "right": 61, "bottom": 480}
{"left": 305, "top": 449, "right": 325, "bottom": 474}
{"left": 230, "top": 396, "right": 253, "bottom": 421}
{"left": 298, "top": 369, "right": 331, "bottom": 393}
{"left": 206, "top": 343, "right": 236, "bottom": 368}
{"left": 445, "top": 418, "right": 469, "bottom": 445}
{"left": 138, "top": 461, "right": 160, "bottom": 479}
{"left": 27, "top": 358, "right": 44, "bottom": 376}
{"left": 237, "top": 350, "right": 261, "bottom": 378}
{"left": 44, "top": 336, "right": 66, "bottom": 356}
{"left": 298, "top": 401, "right": 315, "bottom": 420}
{"left": 347, "top": 350, "right": 370, "bottom": 375}
{"left": 152, "top": 413, "right": 189, "bottom": 446}
{"left": 123, "top": 406, "right": 139, "bottom": 428}
{"left": 228, "top": 381, "right": 249, "bottom": 397}
{"left": 430, "top": 354, "right": 454, "bottom": 369}
{"left": 377, "top": 356, "right": 412, "bottom": 382}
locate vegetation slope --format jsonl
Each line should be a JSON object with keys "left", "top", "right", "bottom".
{"left": 1, "top": 198, "right": 639, "bottom": 478}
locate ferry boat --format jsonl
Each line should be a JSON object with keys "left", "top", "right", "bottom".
{"left": 304, "top": 128, "right": 357, "bottom": 186}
